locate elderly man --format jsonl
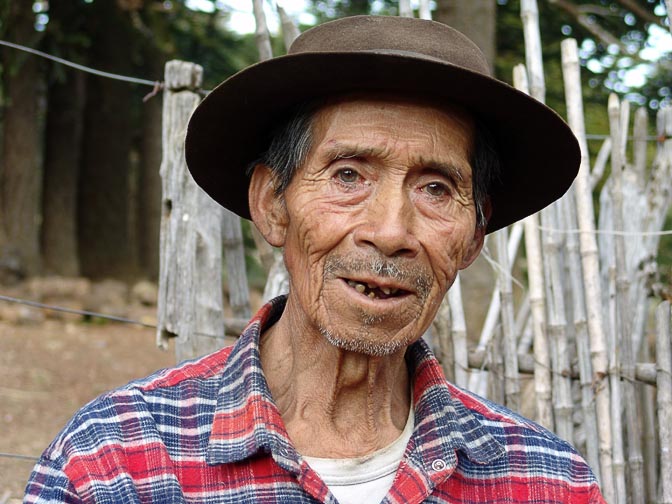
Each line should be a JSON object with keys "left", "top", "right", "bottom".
{"left": 26, "top": 15, "right": 605, "bottom": 504}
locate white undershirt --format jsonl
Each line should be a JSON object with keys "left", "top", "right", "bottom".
{"left": 303, "top": 407, "right": 414, "bottom": 504}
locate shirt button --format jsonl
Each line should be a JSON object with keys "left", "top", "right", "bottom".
{"left": 431, "top": 458, "right": 447, "bottom": 471}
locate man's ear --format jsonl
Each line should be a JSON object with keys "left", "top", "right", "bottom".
{"left": 459, "top": 199, "right": 492, "bottom": 270}
{"left": 248, "top": 164, "right": 288, "bottom": 247}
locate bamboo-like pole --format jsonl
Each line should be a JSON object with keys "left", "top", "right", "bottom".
{"left": 656, "top": 301, "right": 672, "bottom": 504}
{"left": 560, "top": 38, "right": 614, "bottom": 500}
{"left": 606, "top": 267, "right": 626, "bottom": 503}
{"left": 277, "top": 4, "right": 301, "bottom": 51}
{"left": 514, "top": 293, "right": 531, "bottom": 354}
{"left": 468, "top": 224, "right": 523, "bottom": 395}
{"left": 590, "top": 138, "right": 611, "bottom": 189}
{"left": 398, "top": 0, "right": 413, "bottom": 17}
{"left": 252, "top": 0, "right": 272, "bottom": 61}
{"left": 251, "top": 0, "right": 291, "bottom": 293}
{"left": 609, "top": 94, "right": 645, "bottom": 504}
{"left": 638, "top": 324, "right": 658, "bottom": 503}
{"left": 433, "top": 292, "right": 455, "bottom": 382}
{"left": 633, "top": 107, "right": 648, "bottom": 179}
{"left": 520, "top": 0, "right": 545, "bottom": 103}
{"left": 561, "top": 193, "right": 601, "bottom": 476}
{"left": 540, "top": 203, "right": 573, "bottom": 443}
{"left": 606, "top": 96, "right": 627, "bottom": 504}
{"left": 222, "top": 210, "right": 252, "bottom": 320}
{"left": 449, "top": 275, "right": 470, "bottom": 389}
{"left": 418, "top": 0, "right": 432, "bottom": 20}
{"left": 495, "top": 227, "right": 520, "bottom": 411}
{"left": 559, "top": 38, "right": 603, "bottom": 481}
{"left": 520, "top": 0, "right": 573, "bottom": 441}
{"left": 513, "top": 63, "right": 553, "bottom": 431}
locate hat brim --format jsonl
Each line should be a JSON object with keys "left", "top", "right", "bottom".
{"left": 185, "top": 51, "right": 580, "bottom": 233}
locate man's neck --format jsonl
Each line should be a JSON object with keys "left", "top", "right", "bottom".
{"left": 259, "top": 306, "right": 411, "bottom": 459}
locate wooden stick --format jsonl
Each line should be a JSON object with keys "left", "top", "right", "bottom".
{"left": 398, "top": 0, "right": 413, "bottom": 17}
{"left": 433, "top": 291, "right": 454, "bottom": 382}
{"left": 495, "top": 227, "right": 520, "bottom": 411}
{"left": 252, "top": 0, "right": 273, "bottom": 62}
{"left": 656, "top": 301, "right": 672, "bottom": 504}
{"left": 513, "top": 63, "right": 553, "bottom": 431}
{"left": 561, "top": 38, "right": 614, "bottom": 499}
{"left": 520, "top": 0, "right": 545, "bottom": 103}
{"left": 607, "top": 266, "right": 626, "bottom": 504}
{"left": 449, "top": 274, "right": 470, "bottom": 389}
{"left": 468, "top": 224, "right": 522, "bottom": 394}
{"left": 418, "top": 0, "right": 432, "bottom": 20}
{"left": 540, "top": 202, "right": 573, "bottom": 443}
{"left": 222, "top": 209, "right": 252, "bottom": 320}
{"left": 590, "top": 138, "right": 611, "bottom": 190}
{"left": 633, "top": 107, "right": 648, "bottom": 179}
{"left": 638, "top": 318, "right": 658, "bottom": 503}
{"left": 276, "top": 4, "right": 301, "bottom": 51}
{"left": 609, "top": 94, "right": 645, "bottom": 503}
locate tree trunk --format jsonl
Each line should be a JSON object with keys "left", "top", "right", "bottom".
{"left": 78, "top": 0, "right": 136, "bottom": 279}
{"left": 433, "top": 0, "right": 497, "bottom": 69}
{"left": 42, "top": 69, "right": 86, "bottom": 276}
{"left": 0, "top": 2, "right": 44, "bottom": 279}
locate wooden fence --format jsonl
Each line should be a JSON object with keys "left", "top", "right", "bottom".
{"left": 156, "top": 2, "right": 672, "bottom": 502}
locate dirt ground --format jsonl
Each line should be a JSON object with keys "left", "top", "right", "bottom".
{"left": 0, "top": 279, "right": 178, "bottom": 502}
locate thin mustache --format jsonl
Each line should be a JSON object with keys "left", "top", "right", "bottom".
{"left": 324, "top": 255, "right": 433, "bottom": 299}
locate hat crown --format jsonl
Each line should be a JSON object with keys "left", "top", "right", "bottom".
{"left": 289, "top": 15, "right": 491, "bottom": 77}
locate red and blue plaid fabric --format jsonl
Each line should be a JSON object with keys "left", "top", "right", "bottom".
{"left": 26, "top": 296, "right": 605, "bottom": 503}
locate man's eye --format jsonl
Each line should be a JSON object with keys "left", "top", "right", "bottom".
{"left": 335, "top": 168, "right": 360, "bottom": 184}
{"left": 422, "top": 182, "right": 450, "bottom": 197}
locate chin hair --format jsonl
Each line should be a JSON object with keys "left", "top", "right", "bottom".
{"left": 319, "top": 327, "right": 406, "bottom": 357}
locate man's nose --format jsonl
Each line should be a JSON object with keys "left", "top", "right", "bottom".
{"left": 353, "top": 187, "right": 421, "bottom": 258}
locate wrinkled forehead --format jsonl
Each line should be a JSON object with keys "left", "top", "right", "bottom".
{"left": 309, "top": 91, "right": 476, "bottom": 157}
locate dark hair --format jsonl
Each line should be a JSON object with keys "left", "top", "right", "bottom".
{"left": 249, "top": 100, "right": 500, "bottom": 229}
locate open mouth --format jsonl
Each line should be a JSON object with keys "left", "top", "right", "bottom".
{"left": 344, "top": 279, "right": 409, "bottom": 300}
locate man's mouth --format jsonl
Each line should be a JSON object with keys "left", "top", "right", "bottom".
{"left": 344, "top": 279, "right": 408, "bottom": 300}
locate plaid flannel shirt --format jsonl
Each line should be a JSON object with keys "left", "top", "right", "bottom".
{"left": 26, "top": 295, "right": 605, "bottom": 503}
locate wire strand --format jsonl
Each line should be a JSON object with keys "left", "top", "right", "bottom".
{"left": 0, "top": 451, "right": 39, "bottom": 463}
{"left": 0, "top": 294, "right": 238, "bottom": 340}
{"left": 0, "top": 39, "right": 159, "bottom": 87}
{"left": 537, "top": 225, "right": 672, "bottom": 236}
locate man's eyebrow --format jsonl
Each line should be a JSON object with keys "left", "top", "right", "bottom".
{"left": 321, "top": 143, "right": 387, "bottom": 162}
{"left": 320, "top": 143, "right": 467, "bottom": 182}
{"left": 420, "top": 160, "right": 466, "bottom": 182}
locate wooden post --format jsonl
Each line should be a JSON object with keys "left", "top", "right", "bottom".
{"left": 560, "top": 38, "right": 614, "bottom": 499}
{"left": 157, "top": 60, "right": 226, "bottom": 363}
{"left": 656, "top": 301, "right": 672, "bottom": 504}
{"left": 513, "top": 63, "right": 553, "bottom": 431}
{"left": 398, "top": 0, "right": 413, "bottom": 17}
{"left": 277, "top": 4, "right": 301, "bottom": 51}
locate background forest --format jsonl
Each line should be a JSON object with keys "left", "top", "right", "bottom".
{"left": 0, "top": 0, "right": 670, "bottom": 285}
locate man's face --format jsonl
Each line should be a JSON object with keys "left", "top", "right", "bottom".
{"left": 258, "top": 96, "right": 485, "bottom": 356}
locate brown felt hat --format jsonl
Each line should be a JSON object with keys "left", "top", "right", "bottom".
{"left": 185, "top": 15, "right": 580, "bottom": 233}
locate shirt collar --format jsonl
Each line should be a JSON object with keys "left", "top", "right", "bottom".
{"left": 206, "top": 295, "right": 505, "bottom": 472}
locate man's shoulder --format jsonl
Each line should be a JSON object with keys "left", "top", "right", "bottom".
{"left": 447, "top": 382, "right": 575, "bottom": 449}
{"left": 43, "top": 344, "right": 236, "bottom": 459}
